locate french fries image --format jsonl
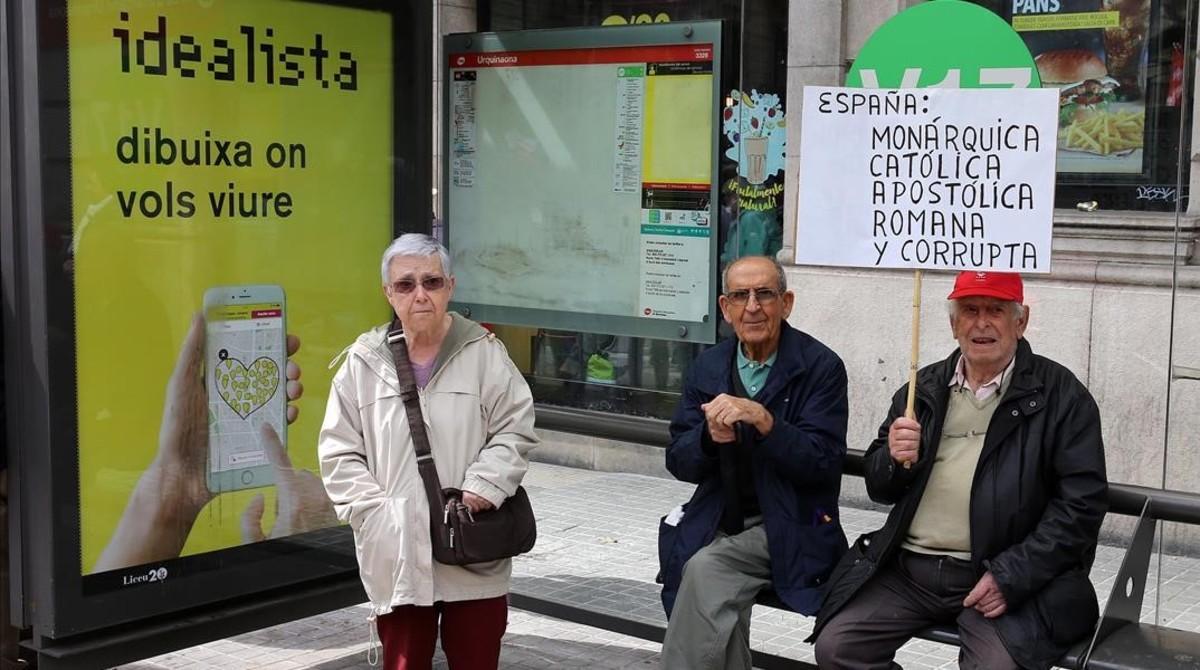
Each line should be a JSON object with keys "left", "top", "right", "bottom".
{"left": 1062, "top": 109, "right": 1145, "bottom": 155}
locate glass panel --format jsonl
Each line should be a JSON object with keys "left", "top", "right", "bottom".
{"left": 726, "top": 2, "right": 789, "bottom": 265}
{"left": 441, "top": 25, "right": 722, "bottom": 344}
{"left": 1160, "top": 0, "right": 1199, "bottom": 624}
{"left": 969, "top": 0, "right": 1198, "bottom": 626}
{"left": 970, "top": 0, "right": 1192, "bottom": 211}
{"left": 21, "top": 0, "right": 421, "bottom": 636}
{"left": 463, "top": 0, "right": 788, "bottom": 419}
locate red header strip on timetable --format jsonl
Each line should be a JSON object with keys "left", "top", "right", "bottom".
{"left": 450, "top": 44, "right": 713, "bottom": 68}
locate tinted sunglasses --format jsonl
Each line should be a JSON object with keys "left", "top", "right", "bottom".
{"left": 389, "top": 276, "right": 447, "bottom": 294}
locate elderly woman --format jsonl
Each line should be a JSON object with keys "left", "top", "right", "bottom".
{"left": 318, "top": 233, "right": 538, "bottom": 669}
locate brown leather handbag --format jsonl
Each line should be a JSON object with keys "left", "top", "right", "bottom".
{"left": 385, "top": 321, "right": 537, "bottom": 565}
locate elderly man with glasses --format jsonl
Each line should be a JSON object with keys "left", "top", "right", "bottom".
{"left": 658, "top": 255, "right": 850, "bottom": 670}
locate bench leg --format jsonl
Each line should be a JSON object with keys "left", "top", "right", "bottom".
{"left": 1080, "top": 497, "right": 1155, "bottom": 668}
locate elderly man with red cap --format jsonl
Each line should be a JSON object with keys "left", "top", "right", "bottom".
{"left": 811, "top": 271, "right": 1108, "bottom": 670}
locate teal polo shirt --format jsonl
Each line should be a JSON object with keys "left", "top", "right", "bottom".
{"left": 736, "top": 345, "right": 776, "bottom": 398}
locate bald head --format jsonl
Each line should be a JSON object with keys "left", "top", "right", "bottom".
{"left": 722, "top": 256, "right": 787, "bottom": 293}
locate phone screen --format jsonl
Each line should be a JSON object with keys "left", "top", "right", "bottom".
{"left": 206, "top": 300, "right": 286, "bottom": 478}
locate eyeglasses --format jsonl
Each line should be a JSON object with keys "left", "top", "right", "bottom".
{"left": 388, "top": 276, "right": 447, "bottom": 294}
{"left": 724, "top": 287, "right": 781, "bottom": 306}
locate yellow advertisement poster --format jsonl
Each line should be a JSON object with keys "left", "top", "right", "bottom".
{"left": 642, "top": 73, "right": 712, "bottom": 185}
{"left": 67, "top": 0, "right": 393, "bottom": 582}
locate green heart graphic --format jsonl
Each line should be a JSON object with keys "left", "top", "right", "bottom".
{"left": 214, "top": 356, "right": 280, "bottom": 419}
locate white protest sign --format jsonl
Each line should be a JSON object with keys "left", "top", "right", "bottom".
{"left": 795, "top": 86, "right": 1058, "bottom": 273}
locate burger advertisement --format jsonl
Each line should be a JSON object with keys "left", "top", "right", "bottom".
{"left": 1012, "top": 0, "right": 1151, "bottom": 174}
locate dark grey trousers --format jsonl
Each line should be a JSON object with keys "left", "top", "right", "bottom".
{"left": 813, "top": 550, "right": 1019, "bottom": 670}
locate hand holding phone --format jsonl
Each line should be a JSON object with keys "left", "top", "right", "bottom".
{"left": 93, "top": 312, "right": 304, "bottom": 572}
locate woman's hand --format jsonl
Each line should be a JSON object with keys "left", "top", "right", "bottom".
{"left": 462, "top": 491, "right": 494, "bottom": 513}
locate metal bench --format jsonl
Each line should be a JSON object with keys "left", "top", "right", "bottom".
{"left": 517, "top": 407, "right": 1200, "bottom": 669}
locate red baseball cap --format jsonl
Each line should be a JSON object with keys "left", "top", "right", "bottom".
{"left": 947, "top": 271, "right": 1024, "bottom": 303}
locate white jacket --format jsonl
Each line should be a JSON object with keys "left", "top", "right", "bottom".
{"left": 318, "top": 314, "right": 538, "bottom": 615}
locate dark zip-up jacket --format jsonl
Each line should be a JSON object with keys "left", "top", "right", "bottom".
{"left": 658, "top": 323, "right": 849, "bottom": 616}
{"left": 811, "top": 339, "right": 1107, "bottom": 670}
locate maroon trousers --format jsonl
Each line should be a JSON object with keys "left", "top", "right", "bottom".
{"left": 375, "top": 596, "right": 508, "bottom": 670}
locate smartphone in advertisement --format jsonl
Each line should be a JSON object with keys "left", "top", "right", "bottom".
{"left": 203, "top": 285, "right": 287, "bottom": 493}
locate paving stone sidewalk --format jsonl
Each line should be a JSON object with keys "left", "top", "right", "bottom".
{"left": 117, "top": 463, "right": 1200, "bottom": 670}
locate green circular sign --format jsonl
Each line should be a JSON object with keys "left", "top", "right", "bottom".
{"left": 847, "top": 0, "right": 1040, "bottom": 89}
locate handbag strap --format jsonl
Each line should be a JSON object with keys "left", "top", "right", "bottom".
{"left": 385, "top": 319, "right": 449, "bottom": 512}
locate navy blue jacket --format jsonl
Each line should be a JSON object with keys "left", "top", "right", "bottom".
{"left": 659, "top": 322, "right": 849, "bottom": 616}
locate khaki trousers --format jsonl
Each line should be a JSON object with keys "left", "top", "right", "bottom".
{"left": 660, "top": 525, "right": 771, "bottom": 670}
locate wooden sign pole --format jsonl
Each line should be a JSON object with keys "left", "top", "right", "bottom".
{"left": 903, "top": 269, "right": 922, "bottom": 469}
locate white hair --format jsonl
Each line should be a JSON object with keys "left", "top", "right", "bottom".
{"left": 380, "top": 233, "right": 451, "bottom": 284}
{"left": 722, "top": 255, "right": 788, "bottom": 293}
{"left": 947, "top": 299, "right": 1026, "bottom": 320}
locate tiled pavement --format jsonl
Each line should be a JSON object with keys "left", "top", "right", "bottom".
{"left": 117, "top": 463, "right": 1200, "bottom": 669}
